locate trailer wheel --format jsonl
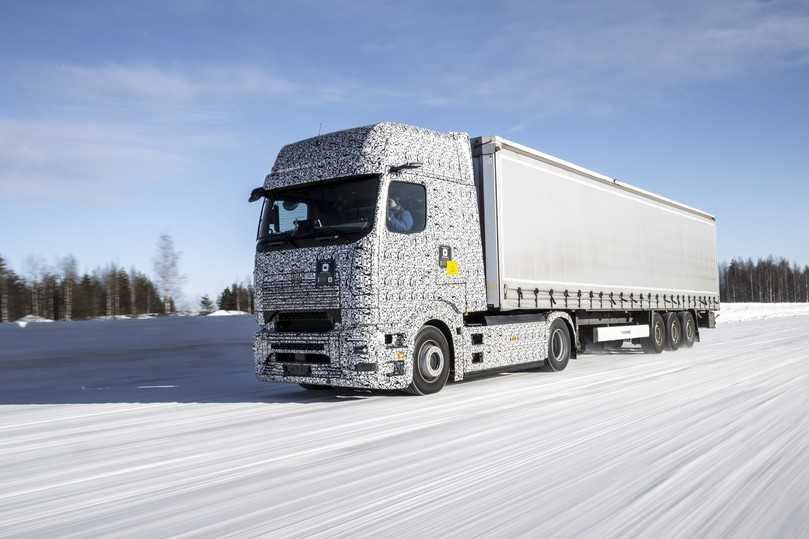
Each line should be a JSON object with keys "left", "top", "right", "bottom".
{"left": 544, "top": 319, "right": 571, "bottom": 371}
{"left": 679, "top": 312, "right": 696, "bottom": 347}
{"left": 664, "top": 312, "right": 683, "bottom": 350}
{"left": 407, "top": 326, "right": 450, "bottom": 395}
{"left": 642, "top": 312, "right": 665, "bottom": 354}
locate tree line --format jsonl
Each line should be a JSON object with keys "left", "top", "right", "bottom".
{"left": 3, "top": 251, "right": 807, "bottom": 323}
{"left": 205, "top": 283, "right": 255, "bottom": 313}
{"left": 719, "top": 257, "right": 809, "bottom": 303}
{"left": 0, "top": 254, "right": 169, "bottom": 322}
{"left": 1, "top": 234, "right": 186, "bottom": 322}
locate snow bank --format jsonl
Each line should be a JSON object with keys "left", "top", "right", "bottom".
{"left": 207, "top": 310, "right": 251, "bottom": 317}
{"left": 718, "top": 302, "right": 809, "bottom": 324}
{"left": 15, "top": 315, "right": 54, "bottom": 328}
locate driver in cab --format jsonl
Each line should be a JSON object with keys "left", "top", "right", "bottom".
{"left": 387, "top": 195, "right": 414, "bottom": 233}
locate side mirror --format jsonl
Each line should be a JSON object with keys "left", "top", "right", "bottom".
{"left": 248, "top": 187, "right": 267, "bottom": 203}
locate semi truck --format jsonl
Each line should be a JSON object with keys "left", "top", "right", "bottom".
{"left": 249, "top": 122, "right": 719, "bottom": 395}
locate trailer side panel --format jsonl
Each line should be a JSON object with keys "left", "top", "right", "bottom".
{"left": 477, "top": 140, "right": 719, "bottom": 311}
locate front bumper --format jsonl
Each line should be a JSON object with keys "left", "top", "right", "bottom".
{"left": 254, "top": 325, "right": 411, "bottom": 390}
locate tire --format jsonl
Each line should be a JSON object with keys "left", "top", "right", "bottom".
{"left": 544, "top": 319, "right": 571, "bottom": 371}
{"left": 407, "top": 326, "right": 451, "bottom": 395}
{"left": 642, "top": 312, "right": 665, "bottom": 354}
{"left": 299, "top": 383, "right": 332, "bottom": 390}
{"left": 664, "top": 312, "right": 683, "bottom": 351}
{"left": 679, "top": 311, "right": 696, "bottom": 347}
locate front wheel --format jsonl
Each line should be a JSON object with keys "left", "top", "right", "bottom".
{"left": 407, "top": 326, "right": 451, "bottom": 395}
{"left": 543, "top": 319, "right": 571, "bottom": 371}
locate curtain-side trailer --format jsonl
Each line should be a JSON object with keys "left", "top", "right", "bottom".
{"left": 250, "top": 122, "right": 719, "bottom": 394}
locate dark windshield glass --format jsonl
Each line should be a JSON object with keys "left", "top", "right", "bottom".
{"left": 257, "top": 175, "right": 380, "bottom": 249}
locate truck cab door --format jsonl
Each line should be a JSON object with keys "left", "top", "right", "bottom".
{"left": 378, "top": 176, "right": 433, "bottom": 327}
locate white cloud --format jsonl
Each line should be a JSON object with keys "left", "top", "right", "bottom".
{"left": 53, "top": 64, "right": 296, "bottom": 100}
{"left": 0, "top": 119, "right": 192, "bottom": 202}
{"left": 408, "top": 0, "right": 809, "bottom": 112}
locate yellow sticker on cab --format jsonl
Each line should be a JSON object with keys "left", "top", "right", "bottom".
{"left": 446, "top": 259, "right": 460, "bottom": 277}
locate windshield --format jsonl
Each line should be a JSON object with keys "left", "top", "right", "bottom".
{"left": 257, "top": 175, "right": 380, "bottom": 250}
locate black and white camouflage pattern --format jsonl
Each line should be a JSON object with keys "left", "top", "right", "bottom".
{"left": 253, "top": 122, "right": 563, "bottom": 389}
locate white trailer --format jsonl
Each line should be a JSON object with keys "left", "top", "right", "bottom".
{"left": 251, "top": 122, "right": 719, "bottom": 394}
{"left": 473, "top": 136, "right": 719, "bottom": 313}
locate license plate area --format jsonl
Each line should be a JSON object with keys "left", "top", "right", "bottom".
{"left": 284, "top": 364, "right": 312, "bottom": 377}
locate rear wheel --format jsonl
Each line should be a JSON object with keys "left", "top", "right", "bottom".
{"left": 664, "top": 312, "right": 683, "bottom": 350}
{"left": 679, "top": 311, "right": 696, "bottom": 347}
{"left": 642, "top": 312, "right": 665, "bottom": 353}
{"left": 408, "top": 326, "right": 451, "bottom": 395}
{"left": 544, "top": 319, "right": 571, "bottom": 371}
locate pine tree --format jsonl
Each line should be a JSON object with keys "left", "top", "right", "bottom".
{"left": 200, "top": 295, "right": 214, "bottom": 312}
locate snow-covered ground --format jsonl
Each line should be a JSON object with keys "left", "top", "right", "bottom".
{"left": 13, "top": 314, "right": 53, "bottom": 328}
{"left": 207, "top": 309, "right": 251, "bottom": 317}
{"left": 1, "top": 314, "right": 808, "bottom": 537}
{"left": 718, "top": 302, "right": 809, "bottom": 323}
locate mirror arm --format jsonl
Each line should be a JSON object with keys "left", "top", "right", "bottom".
{"left": 248, "top": 187, "right": 268, "bottom": 203}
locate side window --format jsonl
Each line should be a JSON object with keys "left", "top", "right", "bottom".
{"left": 386, "top": 181, "right": 426, "bottom": 234}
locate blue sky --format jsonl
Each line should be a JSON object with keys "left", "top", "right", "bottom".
{"left": 2, "top": 0, "right": 808, "bottom": 304}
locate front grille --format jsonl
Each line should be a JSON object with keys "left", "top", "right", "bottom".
{"left": 270, "top": 352, "right": 330, "bottom": 364}
{"left": 275, "top": 311, "right": 336, "bottom": 333}
{"left": 271, "top": 342, "right": 325, "bottom": 351}
{"left": 262, "top": 272, "right": 339, "bottom": 310}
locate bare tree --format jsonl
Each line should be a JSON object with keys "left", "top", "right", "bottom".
{"left": 152, "top": 234, "right": 185, "bottom": 313}
{"left": 60, "top": 256, "right": 78, "bottom": 321}
{"left": 24, "top": 256, "right": 45, "bottom": 317}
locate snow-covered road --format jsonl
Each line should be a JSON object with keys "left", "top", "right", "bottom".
{"left": 1, "top": 315, "right": 808, "bottom": 537}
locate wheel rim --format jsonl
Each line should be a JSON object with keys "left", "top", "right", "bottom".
{"left": 418, "top": 341, "right": 444, "bottom": 382}
{"left": 686, "top": 320, "right": 694, "bottom": 341}
{"left": 672, "top": 322, "right": 680, "bottom": 344}
{"left": 550, "top": 329, "right": 567, "bottom": 361}
{"left": 654, "top": 323, "right": 664, "bottom": 345}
